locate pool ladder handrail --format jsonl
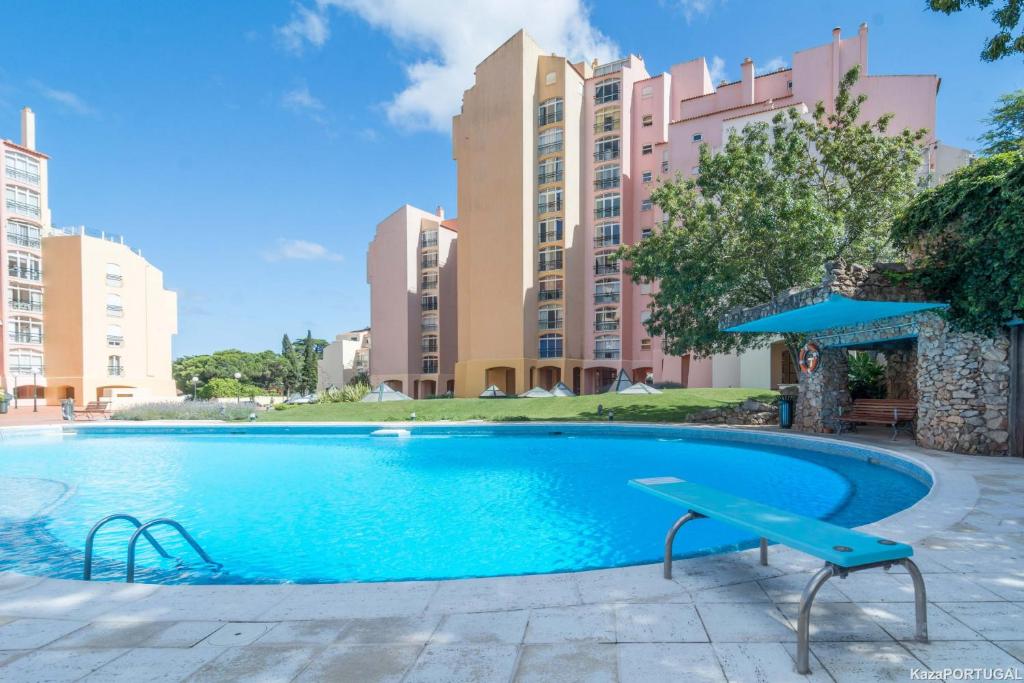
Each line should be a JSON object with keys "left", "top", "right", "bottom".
{"left": 83, "top": 514, "right": 222, "bottom": 582}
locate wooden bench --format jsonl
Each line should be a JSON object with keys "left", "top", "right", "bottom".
{"left": 77, "top": 401, "right": 112, "bottom": 420}
{"left": 630, "top": 476, "right": 927, "bottom": 675}
{"left": 836, "top": 398, "right": 917, "bottom": 440}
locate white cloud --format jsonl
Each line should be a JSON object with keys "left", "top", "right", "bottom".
{"left": 708, "top": 56, "right": 727, "bottom": 85}
{"left": 676, "top": 0, "right": 719, "bottom": 23}
{"left": 282, "top": 83, "right": 325, "bottom": 113}
{"left": 264, "top": 239, "right": 343, "bottom": 262}
{"left": 276, "top": 0, "right": 618, "bottom": 133}
{"left": 276, "top": 4, "right": 330, "bottom": 53}
{"left": 755, "top": 56, "right": 788, "bottom": 76}
{"left": 30, "top": 81, "right": 96, "bottom": 116}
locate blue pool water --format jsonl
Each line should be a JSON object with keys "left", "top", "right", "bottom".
{"left": 0, "top": 425, "right": 930, "bottom": 584}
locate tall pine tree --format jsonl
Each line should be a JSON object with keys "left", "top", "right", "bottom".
{"left": 302, "top": 330, "right": 318, "bottom": 394}
{"left": 281, "top": 334, "right": 301, "bottom": 395}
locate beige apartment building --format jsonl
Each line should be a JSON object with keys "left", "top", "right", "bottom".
{"left": 452, "top": 31, "right": 589, "bottom": 397}
{"left": 2, "top": 108, "right": 178, "bottom": 406}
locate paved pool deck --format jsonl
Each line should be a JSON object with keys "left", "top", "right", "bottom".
{"left": 0, "top": 426, "right": 1022, "bottom": 682}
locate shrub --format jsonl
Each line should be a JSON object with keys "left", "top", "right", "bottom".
{"left": 848, "top": 352, "right": 886, "bottom": 399}
{"left": 111, "top": 401, "right": 257, "bottom": 421}
{"left": 319, "top": 382, "right": 371, "bottom": 403}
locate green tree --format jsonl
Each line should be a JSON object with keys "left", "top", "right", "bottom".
{"left": 620, "top": 67, "right": 927, "bottom": 364}
{"left": 281, "top": 334, "right": 301, "bottom": 395}
{"left": 979, "top": 89, "right": 1024, "bottom": 155}
{"left": 928, "top": 0, "right": 1024, "bottom": 62}
{"left": 292, "top": 336, "right": 329, "bottom": 359}
{"left": 301, "top": 330, "right": 318, "bottom": 393}
{"left": 198, "top": 377, "right": 263, "bottom": 399}
{"left": 891, "top": 150, "right": 1024, "bottom": 333}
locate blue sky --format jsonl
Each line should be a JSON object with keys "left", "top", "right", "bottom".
{"left": 1, "top": 0, "right": 1019, "bottom": 357}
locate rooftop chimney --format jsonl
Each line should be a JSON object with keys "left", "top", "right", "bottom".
{"left": 436, "top": 205, "right": 445, "bottom": 219}
{"left": 740, "top": 57, "right": 755, "bottom": 104}
{"left": 21, "top": 107, "right": 36, "bottom": 150}
{"left": 859, "top": 22, "right": 869, "bottom": 72}
{"left": 831, "top": 27, "right": 842, "bottom": 106}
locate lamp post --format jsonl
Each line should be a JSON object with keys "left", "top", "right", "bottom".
{"left": 32, "top": 372, "right": 38, "bottom": 413}
{"left": 234, "top": 372, "right": 242, "bottom": 404}
{"left": 191, "top": 376, "right": 200, "bottom": 400}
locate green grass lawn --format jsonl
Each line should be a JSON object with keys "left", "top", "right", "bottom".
{"left": 259, "top": 388, "right": 777, "bottom": 423}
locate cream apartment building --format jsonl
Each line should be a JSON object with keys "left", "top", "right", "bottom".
{"left": 317, "top": 327, "right": 370, "bottom": 391}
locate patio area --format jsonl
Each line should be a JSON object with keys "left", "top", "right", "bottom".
{"left": 0, "top": 430, "right": 1021, "bottom": 682}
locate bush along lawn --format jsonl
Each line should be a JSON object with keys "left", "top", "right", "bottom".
{"left": 258, "top": 388, "right": 778, "bottom": 424}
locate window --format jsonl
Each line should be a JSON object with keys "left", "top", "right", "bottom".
{"left": 108, "top": 355, "right": 123, "bottom": 376}
{"left": 641, "top": 144, "right": 653, "bottom": 155}
{"left": 106, "top": 263, "right": 122, "bottom": 286}
{"left": 594, "top": 110, "right": 620, "bottom": 134}
{"left": 594, "top": 165, "right": 620, "bottom": 190}
{"left": 594, "top": 253, "right": 619, "bottom": 275}
{"left": 594, "top": 79, "right": 621, "bottom": 104}
{"left": 8, "top": 349, "right": 43, "bottom": 374}
{"left": 538, "top": 189, "right": 562, "bottom": 214}
{"left": 538, "top": 247, "right": 563, "bottom": 272}
{"left": 640, "top": 310, "right": 652, "bottom": 323}
{"left": 642, "top": 171, "right": 652, "bottom": 183}
{"left": 545, "top": 71, "right": 557, "bottom": 85}
{"left": 595, "top": 308, "right": 619, "bottom": 331}
{"left": 641, "top": 338, "right": 652, "bottom": 351}
{"left": 594, "top": 279, "right": 620, "bottom": 304}
{"left": 642, "top": 114, "right": 653, "bottom": 127}
{"left": 538, "top": 157, "right": 563, "bottom": 184}
{"left": 422, "top": 356, "right": 439, "bottom": 374}
{"left": 6, "top": 220, "right": 41, "bottom": 249}
{"left": 107, "top": 324, "right": 124, "bottom": 347}
{"left": 539, "top": 334, "right": 563, "bottom": 359}
{"left": 9, "top": 317, "right": 42, "bottom": 344}
{"left": 421, "top": 295, "right": 438, "bottom": 311}
{"left": 538, "top": 277, "right": 563, "bottom": 301}
{"left": 594, "top": 194, "right": 620, "bottom": 219}
{"left": 420, "top": 230, "right": 438, "bottom": 247}
{"left": 4, "top": 186, "right": 40, "bottom": 218}
{"left": 538, "top": 219, "right": 563, "bottom": 243}
{"left": 641, "top": 228, "right": 653, "bottom": 240}
{"left": 538, "top": 305, "right": 563, "bottom": 331}
{"left": 641, "top": 85, "right": 653, "bottom": 98}
{"left": 692, "top": 133, "right": 703, "bottom": 142}
{"left": 106, "top": 293, "right": 123, "bottom": 317}
{"left": 5, "top": 151, "right": 40, "bottom": 185}
{"left": 422, "top": 315, "right": 439, "bottom": 332}
{"left": 538, "top": 127, "right": 563, "bottom": 155}
{"left": 420, "top": 272, "right": 438, "bottom": 290}
{"left": 8, "top": 286, "right": 42, "bottom": 312}
{"left": 421, "top": 335, "right": 439, "bottom": 353}
{"left": 594, "top": 137, "right": 620, "bottom": 161}
{"left": 594, "top": 336, "right": 621, "bottom": 359}
{"left": 8, "top": 252, "right": 41, "bottom": 281}
{"left": 594, "top": 223, "right": 620, "bottom": 248}
{"left": 640, "top": 198, "right": 653, "bottom": 212}
{"left": 421, "top": 252, "right": 439, "bottom": 269}
{"left": 538, "top": 98, "right": 563, "bottom": 125}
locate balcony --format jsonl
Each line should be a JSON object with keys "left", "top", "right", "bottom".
{"left": 594, "top": 263, "right": 620, "bottom": 275}
{"left": 538, "top": 111, "right": 563, "bottom": 126}
{"left": 420, "top": 257, "right": 438, "bottom": 269}
{"left": 421, "top": 323, "right": 439, "bottom": 333}
{"left": 107, "top": 305, "right": 124, "bottom": 317}
{"left": 594, "top": 59, "right": 627, "bottom": 77}
{"left": 107, "top": 335, "right": 124, "bottom": 347}
{"left": 538, "top": 289, "right": 563, "bottom": 301}
{"left": 594, "top": 320, "right": 619, "bottom": 332}
{"left": 538, "top": 229, "right": 562, "bottom": 244}
{"left": 537, "top": 171, "right": 563, "bottom": 184}
{"left": 594, "top": 91, "right": 621, "bottom": 105}
{"left": 108, "top": 366, "right": 126, "bottom": 377}
{"left": 594, "top": 120, "right": 620, "bottom": 134}
{"left": 5, "top": 200, "right": 40, "bottom": 218}
{"left": 420, "top": 279, "right": 439, "bottom": 291}
{"left": 106, "top": 274, "right": 123, "bottom": 287}
{"left": 8, "top": 365, "right": 44, "bottom": 375}
{"left": 9, "top": 300, "right": 42, "bottom": 313}
{"left": 594, "top": 234, "right": 620, "bottom": 248}
{"left": 538, "top": 319, "right": 564, "bottom": 331}
{"left": 537, "top": 200, "right": 562, "bottom": 214}
{"left": 9, "top": 331, "right": 43, "bottom": 344}
{"left": 594, "top": 207, "right": 620, "bottom": 219}
{"left": 594, "top": 150, "right": 620, "bottom": 162}
{"left": 594, "top": 177, "right": 620, "bottom": 190}
{"left": 6, "top": 233, "right": 41, "bottom": 249}
{"left": 420, "top": 235, "right": 438, "bottom": 248}
{"left": 538, "top": 258, "right": 563, "bottom": 273}
{"left": 421, "top": 342, "right": 439, "bottom": 354}
{"left": 421, "top": 301, "right": 438, "bottom": 312}
{"left": 537, "top": 141, "right": 563, "bottom": 156}
{"left": 8, "top": 266, "right": 41, "bottom": 282}
{"left": 593, "top": 349, "right": 621, "bottom": 360}
{"left": 5, "top": 167, "right": 40, "bottom": 185}
{"left": 594, "top": 292, "right": 620, "bottom": 304}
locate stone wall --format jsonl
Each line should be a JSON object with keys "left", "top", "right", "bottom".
{"left": 884, "top": 347, "right": 918, "bottom": 401}
{"left": 796, "top": 347, "right": 850, "bottom": 432}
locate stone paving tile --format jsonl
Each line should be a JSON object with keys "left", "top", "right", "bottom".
{"left": 426, "top": 574, "right": 579, "bottom": 614}
{"left": 0, "top": 581, "right": 158, "bottom": 621}
{"left": 0, "top": 647, "right": 127, "bottom": 682}
{"left": 695, "top": 602, "right": 795, "bottom": 643}
{"left": 260, "top": 582, "right": 437, "bottom": 620}
{"left": 524, "top": 605, "right": 616, "bottom": 644}
{"left": 903, "top": 640, "right": 1023, "bottom": 672}
{"left": 514, "top": 643, "right": 617, "bottom": 683}
{"left": 141, "top": 621, "right": 222, "bottom": 648}
{"left": 82, "top": 646, "right": 225, "bottom": 682}
{"left": 99, "top": 584, "right": 293, "bottom": 623}
{"left": 669, "top": 555, "right": 784, "bottom": 593}
{"left": 256, "top": 619, "right": 349, "bottom": 646}
{"left": 758, "top": 572, "right": 849, "bottom": 603}
{"left": 692, "top": 580, "right": 771, "bottom": 605}
{"left": 432, "top": 610, "right": 530, "bottom": 644}
{"left": 893, "top": 572, "right": 1004, "bottom": 603}
{"left": 971, "top": 573, "right": 1024, "bottom": 601}
{"left": 617, "top": 643, "right": 726, "bottom": 683}
{"left": 46, "top": 619, "right": 172, "bottom": 649}
{"left": 777, "top": 602, "right": 894, "bottom": 642}
{"left": 201, "top": 621, "right": 272, "bottom": 646}
{"left": 614, "top": 603, "right": 708, "bottom": 643}
{"left": 714, "top": 642, "right": 832, "bottom": 683}
{"left": 403, "top": 643, "right": 520, "bottom": 683}
{"left": 0, "top": 650, "right": 27, "bottom": 666}
{"left": 0, "top": 572, "right": 45, "bottom": 596}
{"left": 0, "top": 618, "right": 85, "bottom": 649}
{"left": 935, "top": 602, "right": 1024, "bottom": 640}
{"left": 993, "top": 641, "right": 1024, "bottom": 663}
{"left": 293, "top": 644, "right": 421, "bottom": 682}
{"left": 809, "top": 641, "right": 922, "bottom": 682}
{"left": 188, "top": 645, "right": 319, "bottom": 682}
{"left": 575, "top": 565, "right": 691, "bottom": 605}
{"left": 864, "top": 601, "right": 982, "bottom": 641}
{"left": 336, "top": 616, "right": 440, "bottom": 646}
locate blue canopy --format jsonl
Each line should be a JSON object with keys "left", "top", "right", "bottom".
{"left": 724, "top": 294, "right": 947, "bottom": 334}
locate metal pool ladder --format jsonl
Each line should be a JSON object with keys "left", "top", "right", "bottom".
{"left": 83, "top": 514, "right": 222, "bottom": 583}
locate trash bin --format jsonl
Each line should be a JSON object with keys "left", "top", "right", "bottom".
{"left": 0, "top": 394, "right": 9, "bottom": 415}
{"left": 60, "top": 399, "right": 75, "bottom": 421}
{"left": 778, "top": 395, "right": 796, "bottom": 429}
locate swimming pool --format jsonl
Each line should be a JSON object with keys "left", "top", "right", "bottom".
{"left": 0, "top": 424, "right": 930, "bottom": 584}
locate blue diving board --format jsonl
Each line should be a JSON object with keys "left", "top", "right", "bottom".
{"left": 629, "top": 475, "right": 928, "bottom": 675}
{"left": 629, "top": 476, "right": 912, "bottom": 568}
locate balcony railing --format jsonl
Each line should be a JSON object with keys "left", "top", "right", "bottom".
{"left": 594, "top": 292, "right": 620, "bottom": 304}
{"left": 594, "top": 149, "right": 620, "bottom": 162}
{"left": 421, "top": 343, "right": 438, "bottom": 354}
{"left": 594, "top": 320, "right": 619, "bottom": 332}
{"left": 106, "top": 274, "right": 123, "bottom": 287}
{"left": 5, "top": 200, "right": 40, "bottom": 218}
{"left": 537, "top": 200, "right": 562, "bottom": 214}
{"left": 538, "top": 111, "right": 563, "bottom": 126}
{"left": 594, "top": 120, "right": 620, "bottom": 134}
{"left": 5, "top": 167, "right": 40, "bottom": 185}
{"left": 420, "top": 279, "right": 439, "bottom": 290}
{"left": 9, "top": 331, "right": 43, "bottom": 344}
{"left": 537, "top": 171, "right": 563, "bottom": 184}
{"left": 594, "top": 234, "right": 620, "bottom": 248}
{"left": 594, "top": 91, "right": 621, "bottom": 105}
{"left": 594, "top": 177, "right": 620, "bottom": 190}
{"left": 538, "top": 230, "right": 562, "bottom": 244}
{"left": 593, "top": 349, "right": 621, "bottom": 359}
{"left": 6, "top": 233, "right": 41, "bottom": 249}
{"left": 421, "top": 323, "right": 439, "bottom": 332}
{"left": 420, "top": 257, "right": 438, "bottom": 269}
{"left": 538, "top": 258, "right": 563, "bottom": 272}
{"left": 421, "top": 301, "right": 438, "bottom": 312}
{"left": 9, "top": 300, "right": 42, "bottom": 313}
{"left": 594, "top": 207, "right": 620, "bottom": 219}
{"left": 8, "top": 365, "right": 44, "bottom": 375}
{"left": 8, "top": 266, "right": 41, "bottom": 282}
{"left": 538, "top": 319, "right": 563, "bottom": 331}
{"left": 594, "top": 263, "right": 620, "bottom": 275}
{"left": 108, "top": 366, "right": 125, "bottom": 377}
{"left": 594, "top": 59, "right": 627, "bottom": 77}
{"left": 107, "top": 335, "right": 124, "bottom": 347}
{"left": 107, "top": 305, "right": 124, "bottom": 317}
{"left": 538, "top": 141, "right": 563, "bottom": 156}
{"left": 538, "top": 289, "right": 563, "bottom": 301}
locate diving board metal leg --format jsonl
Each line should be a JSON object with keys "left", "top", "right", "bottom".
{"left": 902, "top": 558, "right": 929, "bottom": 642}
{"left": 759, "top": 537, "right": 768, "bottom": 566}
{"left": 663, "top": 511, "right": 704, "bottom": 579}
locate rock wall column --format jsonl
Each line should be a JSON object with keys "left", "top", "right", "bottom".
{"left": 796, "top": 347, "right": 850, "bottom": 432}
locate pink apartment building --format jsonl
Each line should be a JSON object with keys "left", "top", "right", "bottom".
{"left": 366, "top": 205, "right": 457, "bottom": 398}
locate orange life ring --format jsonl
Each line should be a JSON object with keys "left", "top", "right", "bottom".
{"left": 799, "top": 342, "right": 820, "bottom": 374}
